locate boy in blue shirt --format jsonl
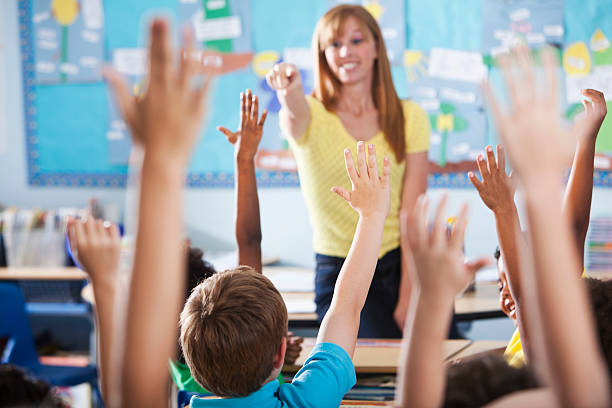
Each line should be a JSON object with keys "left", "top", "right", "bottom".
{"left": 180, "top": 140, "right": 391, "bottom": 407}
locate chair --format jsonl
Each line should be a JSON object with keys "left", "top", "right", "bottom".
{"left": 0, "top": 282, "right": 103, "bottom": 406}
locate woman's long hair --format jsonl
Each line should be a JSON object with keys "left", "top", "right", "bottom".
{"left": 312, "top": 4, "right": 406, "bottom": 162}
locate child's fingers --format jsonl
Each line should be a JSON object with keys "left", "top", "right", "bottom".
{"left": 217, "top": 126, "right": 238, "bottom": 144}
{"left": 485, "top": 145, "right": 496, "bottom": 174}
{"left": 432, "top": 195, "right": 448, "bottom": 245}
{"left": 343, "top": 148, "right": 358, "bottom": 185}
{"left": 414, "top": 195, "right": 430, "bottom": 248}
{"left": 251, "top": 94, "right": 259, "bottom": 122}
{"left": 74, "top": 218, "right": 87, "bottom": 252}
{"left": 246, "top": 89, "right": 253, "bottom": 121}
{"left": 66, "top": 218, "right": 78, "bottom": 253}
{"left": 239, "top": 92, "right": 246, "bottom": 127}
{"left": 450, "top": 203, "right": 469, "bottom": 250}
{"left": 476, "top": 154, "right": 489, "bottom": 180}
{"left": 467, "top": 171, "right": 483, "bottom": 191}
{"left": 148, "top": 19, "right": 173, "bottom": 85}
{"left": 541, "top": 47, "right": 559, "bottom": 104}
{"left": 105, "top": 221, "right": 120, "bottom": 241}
{"left": 258, "top": 109, "right": 268, "bottom": 128}
{"left": 195, "top": 74, "right": 213, "bottom": 112}
{"left": 380, "top": 157, "right": 391, "bottom": 188}
{"left": 514, "top": 45, "right": 535, "bottom": 103}
{"left": 483, "top": 81, "right": 506, "bottom": 139}
{"left": 496, "top": 144, "right": 506, "bottom": 173}
{"left": 367, "top": 144, "right": 379, "bottom": 181}
{"left": 356, "top": 141, "right": 367, "bottom": 178}
{"left": 331, "top": 186, "right": 351, "bottom": 203}
{"left": 103, "top": 66, "right": 136, "bottom": 124}
{"left": 497, "top": 53, "right": 520, "bottom": 108}
{"left": 178, "top": 27, "right": 197, "bottom": 88}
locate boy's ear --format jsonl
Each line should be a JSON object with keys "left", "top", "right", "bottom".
{"left": 273, "top": 337, "right": 288, "bottom": 369}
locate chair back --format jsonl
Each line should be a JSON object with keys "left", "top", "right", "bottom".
{"left": 0, "top": 283, "right": 40, "bottom": 367}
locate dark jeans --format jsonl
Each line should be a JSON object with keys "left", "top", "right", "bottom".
{"left": 315, "top": 248, "right": 403, "bottom": 338}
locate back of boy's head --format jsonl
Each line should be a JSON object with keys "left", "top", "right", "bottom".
{"left": 443, "top": 352, "right": 539, "bottom": 407}
{"left": 0, "top": 364, "right": 65, "bottom": 407}
{"left": 180, "top": 266, "right": 288, "bottom": 397}
{"left": 585, "top": 277, "right": 612, "bottom": 387}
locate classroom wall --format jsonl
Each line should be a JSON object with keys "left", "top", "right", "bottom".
{"left": 2, "top": 1, "right": 611, "bottom": 268}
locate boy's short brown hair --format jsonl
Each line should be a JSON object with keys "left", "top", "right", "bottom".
{"left": 180, "top": 267, "right": 288, "bottom": 397}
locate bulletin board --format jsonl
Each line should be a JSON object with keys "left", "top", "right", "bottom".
{"left": 19, "top": 0, "right": 612, "bottom": 188}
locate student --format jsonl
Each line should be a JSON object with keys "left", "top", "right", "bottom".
{"left": 469, "top": 88, "right": 607, "bottom": 367}
{"left": 396, "top": 47, "right": 611, "bottom": 408}
{"left": 170, "top": 91, "right": 303, "bottom": 394}
{"left": 180, "top": 141, "right": 391, "bottom": 405}
{"left": 0, "top": 364, "right": 65, "bottom": 408}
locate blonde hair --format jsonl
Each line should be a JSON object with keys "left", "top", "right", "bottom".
{"left": 312, "top": 4, "right": 406, "bottom": 162}
{"left": 180, "top": 267, "right": 288, "bottom": 397}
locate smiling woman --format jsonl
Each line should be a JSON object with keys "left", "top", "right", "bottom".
{"left": 266, "top": 4, "right": 431, "bottom": 338}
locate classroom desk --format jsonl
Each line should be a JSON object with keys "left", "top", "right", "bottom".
{"left": 263, "top": 266, "right": 508, "bottom": 326}
{"left": 0, "top": 267, "right": 87, "bottom": 280}
{"left": 449, "top": 340, "right": 508, "bottom": 361}
{"left": 283, "top": 338, "right": 472, "bottom": 374}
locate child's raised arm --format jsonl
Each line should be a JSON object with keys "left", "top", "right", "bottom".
{"left": 485, "top": 46, "right": 611, "bottom": 408}
{"left": 316, "top": 142, "right": 390, "bottom": 357}
{"left": 104, "top": 19, "right": 212, "bottom": 407}
{"left": 563, "top": 89, "right": 607, "bottom": 270}
{"left": 395, "top": 196, "right": 488, "bottom": 408}
{"left": 217, "top": 89, "right": 267, "bottom": 273}
{"left": 67, "top": 217, "right": 120, "bottom": 401}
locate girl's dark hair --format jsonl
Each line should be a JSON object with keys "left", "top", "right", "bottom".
{"left": 0, "top": 364, "right": 65, "bottom": 408}
{"left": 177, "top": 246, "right": 217, "bottom": 363}
{"left": 584, "top": 277, "right": 612, "bottom": 387}
{"left": 185, "top": 247, "right": 216, "bottom": 303}
{"left": 444, "top": 352, "right": 539, "bottom": 407}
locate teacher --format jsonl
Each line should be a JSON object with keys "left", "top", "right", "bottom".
{"left": 267, "top": 4, "right": 430, "bottom": 338}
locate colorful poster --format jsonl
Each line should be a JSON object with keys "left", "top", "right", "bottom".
{"left": 564, "top": 0, "right": 612, "bottom": 170}
{"left": 482, "top": 0, "right": 563, "bottom": 56}
{"left": 32, "top": 0, "right": 104, "bottom": 84}
{"left": 404, "top": 49, "right": 487, "bottom": 173}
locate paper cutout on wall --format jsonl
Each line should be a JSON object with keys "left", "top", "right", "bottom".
{"left": 405, "top": 49, "right": 486, "bottom": 173}
{"left": 482, "top": 0, "right": 563, "bottom": 57}
{"left": 33, "top": 0, "right": 104, "bottom": 84}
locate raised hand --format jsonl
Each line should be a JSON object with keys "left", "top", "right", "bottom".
{"left": 573, "top": 89, "right": 607, "bottom": 144}
{"left": 332, "top": 142, "right": 391, "bottom": 219}
{"left": 104, "top": 21, "right": 212, "bottom": 166}
{"left": 67, "top": 217, "right": 121, "bottom": 282}
{"left": 266, "top": 62, "right": 302, "bottom": 94}
{"left": 468, "top": 145, "right": 516, "bottom": 213}
{"left": 217, "top": 89, "right": 268, "bottom": 163}
{"left": 407, "top": 195, "right": 489, "bottom": 298}
{"left": 485, "top": 46, "right": 575, "bottom": 182}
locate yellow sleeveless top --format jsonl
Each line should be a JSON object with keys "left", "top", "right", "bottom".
{"left": 287, "top": 96, "right": 430, "bottom": 258}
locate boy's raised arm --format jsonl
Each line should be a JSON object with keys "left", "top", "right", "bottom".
{"left": 562, "top": 89, "right": 607, "bottom": 270}
{"left": 395, "top": 196, "right": 488, "bottom": 408}
{"left": 217, "top": 89, "right": 267, "bottom": 273}
{"left": 316, "top": 142, "right": 390, "bottom": 358}
{"left": 104, "top": 19, "right": 212, "bottom": 407}
{"left": 486, "top": 46, "right": 611, "bottom": 408}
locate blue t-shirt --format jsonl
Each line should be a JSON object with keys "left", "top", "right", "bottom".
{"left": 190, "top": 342, "right": 356, "bottom": 408}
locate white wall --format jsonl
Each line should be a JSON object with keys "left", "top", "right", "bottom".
{"left": 2, "top": 1, "right": 611, "bottom": 268}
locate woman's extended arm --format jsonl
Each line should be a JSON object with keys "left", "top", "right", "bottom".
{"left": 266, "top": 62, "right": 310, "bottom": 140}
